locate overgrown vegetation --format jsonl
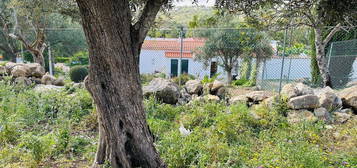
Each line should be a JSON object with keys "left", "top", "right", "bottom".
{"left": 0, "top": 80, "right": 356, "bottom": 167}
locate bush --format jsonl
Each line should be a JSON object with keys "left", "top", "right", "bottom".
{"left": 232, "top": 78, "right": 250, "bottom": 86}
{"left": 69, "top": 65, "right": 88, "bottom": 83}
{"left": 69, "top": 51, "right": 89, "bottom": 66}
{"left": 172, "top": 73, "right": 195, "bottom": 85}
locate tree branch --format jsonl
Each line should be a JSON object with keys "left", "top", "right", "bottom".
{"left": 323, "top": 23, "right": 341, "bottom": 45}
{"left": 132, "top": 0, "right": 167, "bottom": 44}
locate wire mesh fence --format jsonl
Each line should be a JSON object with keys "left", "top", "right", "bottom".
{"left": 328, "top": 39, "right": 357, "bottom": 88}
{"left": 1, "top": 27, "right": 356, "bottom": 91}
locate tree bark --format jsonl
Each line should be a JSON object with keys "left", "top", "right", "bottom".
{"left": 77, "top": 0, "right": 166, "bottom": 167}
{"left": 226, "top": 68, "right": 232, "bottom": 84}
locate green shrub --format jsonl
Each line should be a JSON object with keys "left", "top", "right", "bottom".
{"left": 172, "top": 73, "right": 195, "bottom": 85}
{"left": 232, "top": 78, "right": 250, "bottom": 86}
{"left": 69, "top": 51, "right": 89, "bottom": 66}
{"left": 69, "top": 65, "right": 88, "bottom": 83}
{"left": 140, "top": 73, "right": 166, "bottom": 85}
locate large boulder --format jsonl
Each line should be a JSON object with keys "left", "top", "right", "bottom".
{"left": 295, "top": 83, "right": 314, "bottom": 95}
{"left": 287, "top": 110, "right": 317, "bottom": 124}
{"left": 317, "top": 88, "right": 342, "bottom": 109}
{"left": 338, "top": 85, "right": 357, "bottom": 111}
{"left": 143, "top": 78, "right": 180, "bottom": 104}
{"left": 53, "top": 77, "right": 65, "bottom": 86}
{"left": 11, "top": 65, "right": 30, "bottom": 77}
{"left": 245, "top": 91, "right": 274, "bottom": 103}
{"left": 281, "top": 83, "right": 298, "bottom": 98}
{"left": 288, "top": 94, "right": 320, "bottom": 109}
{"left": 281, "top": 83, "right": 313, "bottom": 99}
{"left": 27, "top": 63, "right": 45, "bottom": 78}
{"left": 211, "top": 80, "right": 224, "bottom": 92}
{"left": 14, "top": 77, "right": 32, "bottom": 86}
{"left": 185, "top": 80, "right": 203, "bottom": 95}
{"left": 41, "top": 73, "right": 56, "bottom": 85}
{"left": 5, "top": 62, "right": 18, "bottom": 74}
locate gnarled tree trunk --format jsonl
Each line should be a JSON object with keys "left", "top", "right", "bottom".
{"left": 77, "top": 0, "right": 166, "bottom": 167}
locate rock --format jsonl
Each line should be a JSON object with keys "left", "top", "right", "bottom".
{"left": 33, "top": 84, "right": 64, "bottom": 92}
{"left": 333, "top": 112, "right": 352, "bottom": 124}
{"left": 338, "top": 86, "right": 357, "bottom": 111}
{"left": 143, "top": 78, "right": 180, "bottom": 104}
{"left": 178, "top": 88, "right": 191, "bottom": 105}
{"left": 11, "top": 65, "right": 30, "bottom": 77}
{"left": 318, "top": 89, "right": 342, "bottom": 109}
{"left": 185, "top": 80, "right": 203, "bottom": 95}
{"left": 5, "top": 62, "right": 18, "bottom": 74}
{"left": 53, "top": 77, "right": 65, "bottom": 86}
{"left": 314, "top": 107, "right": 331, "bottom": 122}
{"left": 262, "top": 96, "right": 279, "bottom": 108}
{"left": 191, "top": 94, "right": 204, "bottom": 102}
{"left": 202, "top": 83, "right": 213, "bottom": 94}
{"left": 295, "top": 83, "right": 314, "bottom": 95}
{"left": 281, "top": 83, "right": 313, "bottom": 99}
{"left": 211, "top": 80, "right": 224, "bottom": 92}
{"left": 14, "top": 77, "right": 32, "bottom": 86}
{"left": 339, "top": 108, "right": 353, "bottom": 114}
{"left": 288, "top": 94, "right": 320, "bottom": 109}
{"left": 41, "top": 74, "right": 56, "bottom": 85}
{"left": 30, "top": 77, "right": 42, "bottom": 84}
{"left": 287, "top": 110, "right": 317, "bottom": 124}
{"left": 215, "top": 87, "right": 226, "bottom": 99}
{"left": 245, "top": 91, "right": 273, "bottom": 103}
{"left": 27, "top": 63, "right": 45, "bottom": 78}
{"left": 204, "top": 94, "right": 220, "bottom": 102}
{"left": 0, "top": 66, "right": 6, "bottom": 75}
{"left": 281, "top": 83, "right": 299, "bottom": 99}
{"left": 229, "top": 95, "right": 248, "bottom": 104}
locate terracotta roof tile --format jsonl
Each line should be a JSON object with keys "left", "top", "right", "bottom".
{"left": 142, "top": 38, "right": 205, "bottom": 52}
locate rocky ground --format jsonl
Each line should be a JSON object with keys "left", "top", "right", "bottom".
{"left": 143, "top": 77, "right": 357, "bottom": 125}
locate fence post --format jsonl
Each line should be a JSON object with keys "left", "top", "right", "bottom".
{"left": 327, "top": 42, "right": 334, "bottom": 69}
{"left": 178, "top": 27, "right": 183, "bottom": 87}
{"left": 278, "top": 28, "right": 289, "bottom": 94}
{"left": 48, "top": 42, "right": 53, "bottom": 76}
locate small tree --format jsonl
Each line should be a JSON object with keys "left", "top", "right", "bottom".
{"left": 216, "top": 0, "right": 357, "bottom": 87}
{"left": 195, "top": 29, "right": 246, "bottom": 83}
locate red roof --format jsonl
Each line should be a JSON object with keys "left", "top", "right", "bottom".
{"left": 165, "top": 51, "right": 193, "bottom": 58}
{"left": 142, "top": 38, "right": 205, "bottom": 56}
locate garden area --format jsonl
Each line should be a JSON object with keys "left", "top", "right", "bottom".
{"left": 0, "top": 0, "right": 357, "bottom": 168}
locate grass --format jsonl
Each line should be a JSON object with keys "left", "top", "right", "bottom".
{"left": 0, "top": 80, "right": 356, "bottom": 168}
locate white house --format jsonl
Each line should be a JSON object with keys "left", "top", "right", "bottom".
{"left": 140, "top": 38, "right": 226, "bottom": 79}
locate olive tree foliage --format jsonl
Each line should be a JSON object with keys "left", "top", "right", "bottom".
{"left": 3, "top": 0, "right": 77, "bottom": 66}
{"left": 215, "top": 0, "right": 357, "bottom": 87}
{"left": 0, "top": 0, "right": 19, "bottom": 62}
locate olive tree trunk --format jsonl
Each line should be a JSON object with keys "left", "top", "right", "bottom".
{"left": 76, "top": 0, "right": 166, "bottom": 167}
{"left": 314, "top": 24, "right": 341, "bottom": 87}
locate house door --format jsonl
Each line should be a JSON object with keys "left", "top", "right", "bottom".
{"left": 181, "top": 60, "right": 189, "bottom": 74}
{"left": 171, "top": 59, "right": 178, "bottom": 77}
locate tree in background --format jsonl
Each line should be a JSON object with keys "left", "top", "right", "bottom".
{"left": 195, "top": 29, "right": 246, "bottom": 83}
{"left": 309, "top": 29, "right": 322, "bottom": 86}
{"left": 0, "top": 0, "right": 20, "bottom": 62}
{"left": 247, "top": 32, "right": 273, "bottom": 86}
{"left": 216, "top": 0, "right": 357, "bottom": 87}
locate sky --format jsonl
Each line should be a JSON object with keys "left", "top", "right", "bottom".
{"left": 173, "top": 0, "right": 215, "bottom": 7}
